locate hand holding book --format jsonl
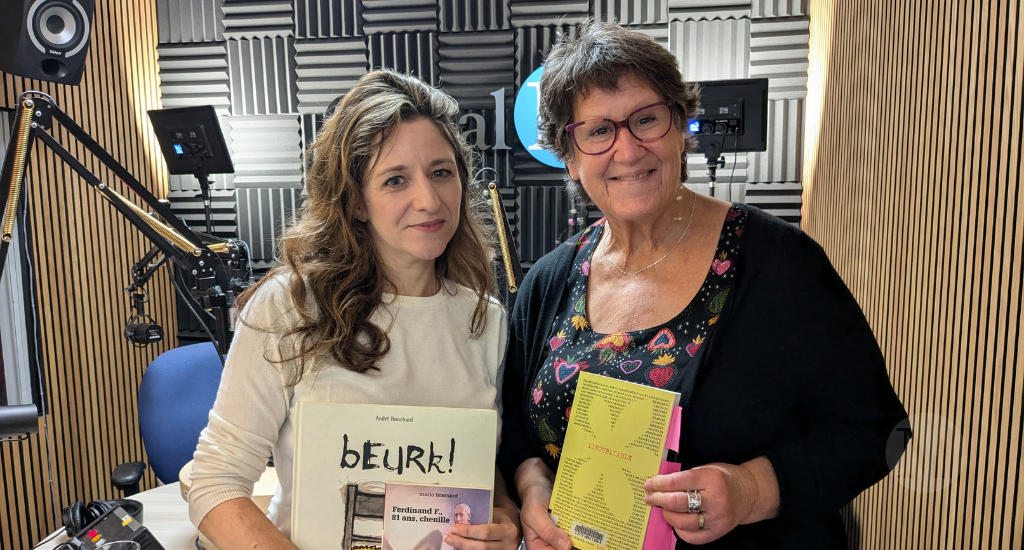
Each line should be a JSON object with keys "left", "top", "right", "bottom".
{"left": 514, "top": 458, "right": 571, "bottom": 550}
{"left": 518, "top": 456, "right": 780, "bottom": 550}
{"left": 642, "top": 457, "right": 780, "bottom": 546}
{"left": 443, "top": 501, "right": 521, "bottom": 550}
{"left": 442, "top": 475, "right": 523, "bottom": 550}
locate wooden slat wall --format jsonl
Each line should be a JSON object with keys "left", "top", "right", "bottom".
{"left": 0, "top": 2, "right": 172, "bottom": 548}
{"left": 803, "top": 0, "right": 1023, "bottom": 548}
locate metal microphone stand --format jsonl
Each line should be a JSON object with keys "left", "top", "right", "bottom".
{"left": 0, "top": 92, "right": 250, "bottom": 356}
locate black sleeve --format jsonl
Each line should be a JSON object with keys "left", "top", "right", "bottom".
{"left": 496, "top": 243, "right": 574, "bottom": 499}
{"left": 496, "top": 284, "right": 537, "bottom": 495}
{"left": 705, "top": 215, "right": 910, "bottom": 519}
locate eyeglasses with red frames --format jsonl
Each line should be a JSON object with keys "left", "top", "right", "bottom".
{"left": 566, "top": 101, "right": 675, "bottom": 155}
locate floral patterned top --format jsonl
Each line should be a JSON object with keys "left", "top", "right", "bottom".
{"left": 526, "top": 204, "right": 749, "bottom": 469}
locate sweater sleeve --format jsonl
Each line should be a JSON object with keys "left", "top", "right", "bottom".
{"left": 720, "top": 216, "right": 910, "bottom": 518}
{"left": 187, "top": 276, "right": 297, "bottom": 527}
{"left": 497, "top": 242, "right": 575, "bottom": 494}
{"left": 496, "top": 266, "right": 544, "bottom": 491}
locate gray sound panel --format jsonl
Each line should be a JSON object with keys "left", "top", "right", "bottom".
{"left": 299, "top": 113, "right": 320, "bottom": 195}
{"left": 751, "top": 0, "right": 806, "bottom": 18}
{"left": 165, "top": 189, "right": 239, "bottom": 238}
{"left": 629, "top": 24, "right": 670, "bottom": 50}
{"left": 742, "top": 182, "right": 800, "bottom": 223}
{"left": 237, "top": 187, "right": 304, "bottom": 264}
{"left": 367, "top": 33, "right": 439, "bottom": 85}
{"left": 517, "top": 186, "right": 570, "bottom": 265}
{"left": 512, "top": 153, "right": 564, "bottom": 187}
{"left": 156, "top": 43, "right": 231, "bottom": 114}
{"left": 595, "top": 0, "right": 668, "bottom": 25}
{"left": 168, "top": 170, "right": 236, "bottom": 195}
{"left": 440, "top": 0, "right": 511, "bottom": 32}
{"left": 439, "top": 32, "right": 515, "bottom": 110}
{"left": 300, "top": 113, "right": 321, "bottom": 145}
{"left": 509, "top": 1, "right": 590, "bottom": 28}
{"left": 684, "top": 181, "right": 746, "bottom": 202}
{"left": 746, "top": 97, "right": 803, "bottom": 182}
{"left": 509, "top": 26, "right": 566, "bottom": 205}
{"left": 295, "top": 38, "right": 367, "bottom": 115}
{"left": 157, "top": 0, "right": 225, "bottom": 43}
{"left": 667, "top": 0, "right": 750, "bottom": 21}
{"left": 686, "top": 151, "right": 749, "bottom": 184}
{"left": 228, "top": 37, "right": 299, "bottom": 115}
{"left": 514, "top": 25, "right": 577, "bottom": 87}
{"left": 152, "top": 0, "right": 810, "bottom": 263}
{"left": 222, "top": 0, "right": 294, "bottom": 39}
{"left": 670, "top": 18, "right": 750, "bottom": 81}
{"left": 362, "top": 0, "right": 438, "bottom": 34}
{"left": 229, "top": 115, "right": 305, "bottom": 189}
{"left": 749, "top": 16, "right": 809, "bottom": 99}
{"left": 295, "top": 0, "right": 364, "bottom": 38}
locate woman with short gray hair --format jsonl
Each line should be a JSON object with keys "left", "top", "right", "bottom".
{"left": 498, "top": 20, "right": 908, "bottom": 548}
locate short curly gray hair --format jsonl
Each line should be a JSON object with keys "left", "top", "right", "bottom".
{"left": 537, "top": 20, "right": 702, "bottom": 204}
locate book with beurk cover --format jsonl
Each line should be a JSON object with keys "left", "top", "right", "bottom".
{"left": 549, "top": 372, "right": 681, "bottom": 550}
{"left": 291, "top": 402, "right": 498, "bottom": 550}
{"left": 382, "top": 482, "right": 491, "bottom": 550}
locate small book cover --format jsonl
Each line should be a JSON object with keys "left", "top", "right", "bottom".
{"left": 381, "top": 483, "right": 492, "bottom": 550}
{"left": 291, "top": 402, "right": 498, "bottom": 550}
{"left": 549, "top": 372, "right": 681, "bottom": 550}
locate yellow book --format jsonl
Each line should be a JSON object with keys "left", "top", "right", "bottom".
{"left": 549, "top": 372, "right": 681, "bottom": 550}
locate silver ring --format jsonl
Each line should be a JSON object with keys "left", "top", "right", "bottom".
{"left": 686, "top": 490, "right": 702, "bottom": 513}
{"left": 698, "top": 511, "right": 705, "bottom": 530}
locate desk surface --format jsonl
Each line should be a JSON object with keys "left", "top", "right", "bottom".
{"left": 37, "top": 484, "right": 199, "bottom": 550}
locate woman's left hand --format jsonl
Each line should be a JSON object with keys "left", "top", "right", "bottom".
{"left": 443, "top": 503, "right": 522, "bottom": 550}
{"left": 643, "top": 457, "right": 780, "bottom": 545}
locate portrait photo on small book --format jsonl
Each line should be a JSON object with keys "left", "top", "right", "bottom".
{"left": 382, "top": 483, "right": 492, "bottom": 550}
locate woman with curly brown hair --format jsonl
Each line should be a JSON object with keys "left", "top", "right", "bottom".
{"left": 187, "top": 69, "right": 521, "bottom": 550}
{"left": 498, "top": 20, "right": 908, "bottom": 549}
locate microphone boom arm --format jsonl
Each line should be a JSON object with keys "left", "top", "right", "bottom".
{"left": 0, "top": 92, "right": 247, "bottom": 356}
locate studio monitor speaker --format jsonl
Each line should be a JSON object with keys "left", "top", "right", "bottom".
{"left": 0, "top": 0, "right": 94, "bottom": 85}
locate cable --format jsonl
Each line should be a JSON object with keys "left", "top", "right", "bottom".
{"left": 30, "top": 526, "right": 66, "bottom": 549}
{"left": 170, "top": 267, "right": 225, "bottom": 366}
{"left": 24, "top": 91, "right": 56, "bottom": 104}
{"left": 20, "top": 198, "right": 61, "bottom": 531}
{"left": 473, "top": 167, "right": 498, "bottom": 182}
{"left": 729, "top": 132, "right": 739, "bottom": 192}
{"left": 171, "top": 267, "right": 221, "bottom": 358}
{"left": 237, "top": 239, "right": 254, "bottom": 283}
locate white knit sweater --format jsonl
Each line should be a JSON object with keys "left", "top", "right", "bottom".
{"left": 187, "top": 274, "right": 508, "bottom": 539}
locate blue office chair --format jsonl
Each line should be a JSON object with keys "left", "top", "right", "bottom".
{"left": 112, "top": 342, "right": 223, "bottom": 494}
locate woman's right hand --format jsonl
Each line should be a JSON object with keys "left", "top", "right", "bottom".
{"left": 515, "top": 458, "right": 572, "bottom": 550}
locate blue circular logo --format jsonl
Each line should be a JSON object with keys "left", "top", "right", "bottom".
{"left": 513, "top": 66, "right": 564, "bottom": 169}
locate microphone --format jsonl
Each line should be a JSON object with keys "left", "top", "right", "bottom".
{"left": 124, "top": 317, "right": 163, "bottom": 345}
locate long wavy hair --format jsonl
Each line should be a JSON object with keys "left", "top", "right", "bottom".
{"left": 235, "top": 69, "right": 497, "bottom": 383}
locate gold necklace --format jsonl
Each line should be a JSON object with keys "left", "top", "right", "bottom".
{"left": 599, "top": 192, "right": 696, "bottom": 276}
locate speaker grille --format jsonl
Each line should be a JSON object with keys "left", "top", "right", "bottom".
{"left": 27, "top": 0, "right": 91, "bottom": 56}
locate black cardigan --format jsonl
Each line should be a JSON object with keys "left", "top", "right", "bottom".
{"left": 497, "top": 206, "right": 909, "bottom": 549}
